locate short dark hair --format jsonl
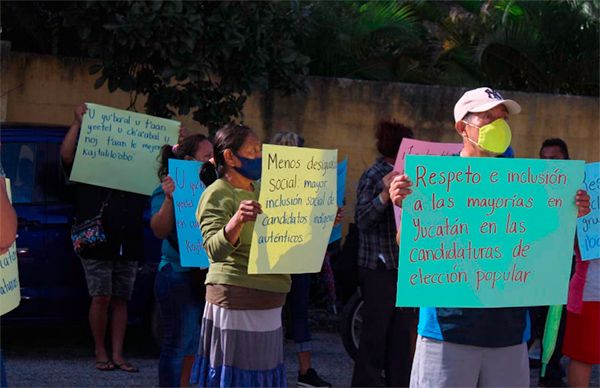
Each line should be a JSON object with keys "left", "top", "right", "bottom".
{"left": 375, "top": 120, "right": 414, "bottom": 158}
{"left": 540, "top": 138, "right": 569, "bottom": 159}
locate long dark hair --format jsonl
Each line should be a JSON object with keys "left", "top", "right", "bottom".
{"left": 200, "top": 123, "right": 253, "bottom": 186}
{"left": 157, "top": 133, "right": 208, "bottom": 179}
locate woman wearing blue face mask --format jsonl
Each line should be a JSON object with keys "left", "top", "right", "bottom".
{"left": 191, "top": 124, "right": 291, "bottom": 387}
{"left": 151, "top": 134, "right": 214, "bottom": 387}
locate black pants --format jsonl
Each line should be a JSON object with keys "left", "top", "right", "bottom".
{"left": 351, "top": 265, "right": 416, "bottom": 387}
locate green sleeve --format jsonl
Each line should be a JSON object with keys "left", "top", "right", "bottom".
{"left": 197, "top": 185, "right": 239, "bottom": 262}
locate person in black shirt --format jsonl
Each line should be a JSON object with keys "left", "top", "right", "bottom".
{"left": 61, "top": 104, "right": 145, "bottom": 373}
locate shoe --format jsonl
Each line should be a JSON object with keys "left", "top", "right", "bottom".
{"left": 538, "top": 377, "right": 567, "bottom": 387}
{"left": 297, "top": 368, "right": 331, "bottom": 387}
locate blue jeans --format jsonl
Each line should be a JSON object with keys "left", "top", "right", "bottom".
{"left": 289, "top": 273, "right": 312, "bottom": 352}
{"left": 155, "top": 264, "right": 204, "bottom": 387}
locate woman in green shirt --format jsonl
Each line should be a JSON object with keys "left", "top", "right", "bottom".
{"left": 191, "top": 124, "right": 290, "bottom": 387}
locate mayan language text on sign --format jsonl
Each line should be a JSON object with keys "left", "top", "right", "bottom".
{"left": 577, "top": 162, "right": 600, "bottom": 260}
{"left": 169, "top": 159, "right": 209, "bottom": 268}
{"left": 397, "top": 155, "right": 584, "bottom": 308}
{"left": 70, "top": 103, "right": 179, "bottom": 195}
{"left": 393, "top": 139, "right": 463, "bottom": 228}
{"left": 0, "top": 179, "right": 20, "bottom": 316}
{"left": 248, "top": 145, "right": 338, "bottom": 274}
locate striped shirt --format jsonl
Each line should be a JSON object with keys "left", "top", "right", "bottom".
{"left": 355, "top": 158, "right": 398, "bottom": 270}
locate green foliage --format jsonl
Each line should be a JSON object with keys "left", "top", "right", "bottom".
{"left": 60, "top": 1, "right": 310, "bottom": 132}
{"left": 299, "top": 0, "right": 598, "bottom": 96}
{"left": 1, "top": 1, "right": 309, "bottom": 133}
{"left": 1, "top": 0, "right": 597, "bottom": 104}
{"left": 300, "top": 1, "right": 433, "bottom": 83}
{"left": 476, "top": 0, "right": 599, "bottom": 95}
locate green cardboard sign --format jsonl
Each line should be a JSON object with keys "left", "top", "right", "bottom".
{"left": 397, "top": 155, "right": 584, "bottom": 308}
{"left": 69, "top": 103, "right": 179, "bottom": 195}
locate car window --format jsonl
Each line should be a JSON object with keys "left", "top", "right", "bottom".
{"left": 45, "top": 142, "right": 74, "bottom": 203}
{"left": 1, "top": 142, "right": 45, "bottom": 204}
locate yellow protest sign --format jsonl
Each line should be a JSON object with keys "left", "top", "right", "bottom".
{"left": 69, "top": 103, "right": 179, "bottom": 195}
{"left": 248, "top": 145, "right": 338, "bottom": 274}
{"left": 0, "top": 178, "right": 20, "bottom": 316}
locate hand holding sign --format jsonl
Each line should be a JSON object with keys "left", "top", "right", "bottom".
{"left": 393, "top": 139, "right": 463, "bottom": 228}
{"left": 162, "top": 176, "right": 176, "bottom": 200}
{"left": 248, "top": 144, "right": 338, "bottom": 274}
{"left": 169, "top": 159, "right": 209, "bottom": 268}
{"left": 390, "top": 174, "right": 413, "bottom": 206}
{"left": 70, "top": 103, "right": 179, "bottom": 195}
{"left": 234, "top": 200, "right": 263, "bottom": 224}
{"left": 397, "top": 155, "right": 585, "bottom": 308}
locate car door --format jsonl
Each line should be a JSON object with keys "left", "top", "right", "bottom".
{"left": 1, "top": 133, "right": 49, "bottom": 318}
{"left": 42, "top": 134, "right": 89, "bottom": 319}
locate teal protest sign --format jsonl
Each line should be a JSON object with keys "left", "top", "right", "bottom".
{"left": 577, "top": 162, "right": 600, "bottom": 260}
{"left": 169, "top": 159, "right": 209, "bottom": 268}
{"left": 397, "top": 155, "right": 584, "bottom": 308}
{"left": 329, "top": 158, "right": 347, "bottom": 243}
{"left": 70, "top": 103, "right": 179, "bottom": 195}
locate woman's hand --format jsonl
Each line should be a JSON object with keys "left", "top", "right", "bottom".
{"left": 224, "top": 200, "right": 262, "bottom": 245}
{"left": 575, "top": 189, "right": 591, "bottom": 218}
{"left": 162, "top": 176, "right": 176, "bottom": 201}
{"left": 389, "top": 174, "right": 413, "bottom": 207}
{"left": 74, "top": 103, "right": 87, "bottom": 125}
{"left": 233, "top": 200, "right": 262, "bottom": 225}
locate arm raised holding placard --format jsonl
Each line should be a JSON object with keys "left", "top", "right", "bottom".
{"left": 355, "top": 169, "right": 398, "bottom": 230}
{"left": 150, "top": 176, "right": 176, "bottom": 239}
{"left": 60, "top": 103, "right": 87, "bottom": 166}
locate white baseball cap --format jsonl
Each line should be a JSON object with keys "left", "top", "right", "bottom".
{"left": 454, "top": 87, "right": 521, "bottom": 123}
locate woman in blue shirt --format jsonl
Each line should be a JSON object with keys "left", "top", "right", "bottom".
{"left": 151, "top": 134, "right": 213, "bottom": 387}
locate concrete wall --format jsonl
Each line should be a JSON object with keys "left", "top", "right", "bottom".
{"left": 2, "top": 52, "right": 598, "bottom": 232}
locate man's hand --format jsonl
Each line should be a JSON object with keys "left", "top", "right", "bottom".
{"left": 380, "top": 171, "right": 400, "bottom": 204}
{"left": 576, "top": 189, "right": 591, "bottom": 218}
{"left": 389, "top": 174, "right": 413, "bottom": 207}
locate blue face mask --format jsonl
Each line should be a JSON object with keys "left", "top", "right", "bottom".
{"left": 234, "top": 153, "right": 262, "bottom": 181}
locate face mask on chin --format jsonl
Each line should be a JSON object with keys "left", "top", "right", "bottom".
{"left": 463, "top": 118, "right": 512, "bottom": 155}
{"left": 234, "top": 153, "right": 262, "bottom": 181}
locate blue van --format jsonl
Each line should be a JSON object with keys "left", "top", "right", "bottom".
{"left": 0, "top": 126, "right": 161, "bottom": 332}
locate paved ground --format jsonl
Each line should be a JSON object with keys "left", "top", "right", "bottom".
{"left": 1, "top": 323, "right": 597, "bottom": 387}
{"left": 1, "top": 324, "right": 353, "bottom": 387}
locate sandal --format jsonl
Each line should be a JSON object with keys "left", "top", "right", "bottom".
{"left": 114, "top": 362, "right": 139, "bottom": 373}
{"left": 95, "top": 360, "right": 115, "bottom": 371}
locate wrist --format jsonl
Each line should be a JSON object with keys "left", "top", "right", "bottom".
{"left": 378, "top": 192, "right": 390, "bottom": 204}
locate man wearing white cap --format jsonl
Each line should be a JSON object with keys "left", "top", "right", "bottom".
{"left": 388, "top": 87, "right": 591, "bottom": 387}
